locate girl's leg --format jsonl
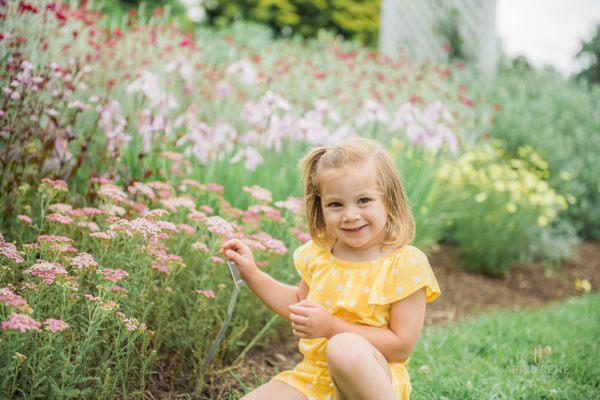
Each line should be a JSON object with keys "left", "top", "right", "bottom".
{"left": 326, "top": 333, "right": 395, "bottom": 400}
{"left": 241, "top": 380, "right": 308, "bottom": 400}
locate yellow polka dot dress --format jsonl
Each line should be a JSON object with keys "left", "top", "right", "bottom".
{"left": 272, "top": 240, "right": 441, "bottom": 400}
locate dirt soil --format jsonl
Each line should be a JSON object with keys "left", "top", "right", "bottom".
{"left": 151, "top": 240, "right": 600, "bottom": 399}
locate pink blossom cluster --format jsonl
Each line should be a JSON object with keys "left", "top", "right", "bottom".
{"left": 146, "top": 244, "right": 184, "bottom": 274}
{"left": 191, "top": 241, "right": 209, "bottom": 252}
{"left": 204, "top": 183, "right": 224, "bottom": 194}
{"left": 0, "top": 287, "right": 30, "bottom": 312}
{"left": 294, "top": 229, "right": 311, "bottom": 243}
{"left": 68, "top": 207, "right": 105, "bottom": 218}
{"left": 100, "top": 268, "right": 129, "bottom": 283}
{"left": 129, "top": 182, "right": 156, "bottom": 200}
{"left": 48, "top": 203, "right": 73, "bottom": 213}
{"left": 44, "top": 318, "right": 70, "bottom": 333}
{"left": 0, "top": 233, "right": 24, "bottom": 264}
{"left": 188, "top": 211, "right": 207, "bottom": 222}
{"left": 196, "top": 289, "right": 215, "bottom": 298}
{"left": 243, "top": 185, "right": 272, "bottom": 203}
{"left": 46, "top": 213, "right": 74, "bottom": 225}
{"left": 24, "top": 260, "right": 68, "bottom": 285}
{"left": 110, "top": 217, "right": 165, "bottom": 241}
{"left": 1, "top": 313, "right": 41, "bottom": 333}
{"left": 99, "top": 300, "right": 120, "bottom": 311}
{"left": 98, "top": 184, "right": 129, "bottom": 203}
{"left": 40, "top": 178, "right": 68, "bottom": 192}
{"left": 243, "top": 238, "right": 267, "bottom": 251}
{"left": 274, "top": 197, "right": 304, "bottom": 216}
{"left": 159, "top": 196, "right": 196, "bottom": 211}
{"left": 244, "top": 205, "right": 282, "bottom": 224}
{"left": 37, "top": 235, "right": 77, "bottom": 253}
{"left": 156, "top": 220, "right": 178, "bottom": 234}
{"left": 241, "top": 91, "right": 291, "bottom": 129}
{"left": 145, "top": 181, "right": 176, "bottom": 198}
{"left": 179, "top": 179, "right": 203, "bottom": 191}
{"left": 247, "top": 232, "right": 288, "bottom": 255}
{"left": 177, "top": 223, "right": 195, "bottom": 234}
{"left": 142, "top": 208, "right": 169, "bottom": 219}
{"left": 17, "top": 215, "right": 33, "bottom": 225}
{"left": 205, "top": 216, "right": 241, "bottom": 239}
{"left": 90, "top": 231, "right": 117, "bottom": 240}
{"left": 76, "top": 221, "right": 100, "bottom": 232}
{"left": 97, "top": 100, "right": 130, "bottom": 158}
{"left": 84, "top": 294, "right": 102, "bottom": 302}
{"left": 390, "top": 101, "right": 458, "bottom": 153}
{"left": 70, "top": 252, "right": 98, "bottom": 270}
{"left": 116, "top": 311, "right": 149, "bottom": 333}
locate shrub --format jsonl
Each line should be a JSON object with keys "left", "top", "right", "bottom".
{"left": 204, "top": 0, "right": 380, "bottom": 45}
{"left": 438, "top": 140, "right": 572, "bottom": 276}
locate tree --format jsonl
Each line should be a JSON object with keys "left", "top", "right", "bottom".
{"left": 575, "top": 24, "right": 600, "bottom": 85}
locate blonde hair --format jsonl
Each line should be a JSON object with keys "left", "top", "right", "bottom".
{"left": 299, "top": 137, "right": 415, "bottom": 251}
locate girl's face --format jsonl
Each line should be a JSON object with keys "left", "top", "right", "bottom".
{"left": 319, "top": 161, "right": 388, "bottom": 253}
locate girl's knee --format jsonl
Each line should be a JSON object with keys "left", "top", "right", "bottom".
{"left": 326, "top": 333, "right": 369, "bottom": 370}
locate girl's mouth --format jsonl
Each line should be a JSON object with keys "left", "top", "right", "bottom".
{"left": 342, "top": 224, "right": 367, "bottom": 233}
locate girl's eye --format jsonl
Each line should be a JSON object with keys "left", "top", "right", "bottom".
{"left": 327, "top": 199, "right": 371, "bottom": 207}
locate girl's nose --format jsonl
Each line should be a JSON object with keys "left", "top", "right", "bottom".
{"left": 342, "top": 208, "right": 360, "bottom": 222}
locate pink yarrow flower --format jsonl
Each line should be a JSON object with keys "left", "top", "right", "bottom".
{"left": 24, "top": 260, "right": 68, "bottom": 285}
{"left": 41, "top": 178, "right": 67, "bottom": 192}
{"left": 70, "top": 253, "right": 98, "bottom": 270}
{"left": 47, "top": 213, "right": 74, "bottom": 225}
{"left": 0, "top": 234, "right": 24, "bottom": 264}
{"left": 101, "top": 268, "right": 129, "bottom": 283}
{"left": 243, "top": 185, "right": 272, "bottom": 203}
{"left": 17, "top": 215, "right": 33, "bottom": 225}
{"left": 2, "top": 313, "right": 42, "bottom": 333}
{"left": 196, "top": 289, "right": 215, "bottom": 298}
{"left": 205, "top": 216, "right": 240, "bottom": 238}
{"left": 0, "top": 287, "right": 30, "bottom": 312}
{"left": 44, "top": 318, "right": 70, "bottom": 333}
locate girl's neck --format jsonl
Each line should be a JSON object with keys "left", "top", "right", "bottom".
{"left": 330, "top": 240, "right": 395, "bottom": 262}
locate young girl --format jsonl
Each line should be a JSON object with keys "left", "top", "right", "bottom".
{"left": 220, "top": 138, "right": 441, "bottom": 400}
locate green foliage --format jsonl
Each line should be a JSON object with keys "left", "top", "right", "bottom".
{"left": 204, "top": 0, "right": 380, "bottom": 45}
{"left": 472, "top": 60, "right": 600, "bottom": 239}
{"left": 575, "top": 24, "right": 600, "bottom": 85}
{"left": 439, "top": 140, "right": 572, "bottom": 276}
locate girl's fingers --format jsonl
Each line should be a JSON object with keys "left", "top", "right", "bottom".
{"left": 292, "top": 328, "right": 306, "bottom": 338}
{"left": 289, "top": 313, "right": 308, "bottom": 325}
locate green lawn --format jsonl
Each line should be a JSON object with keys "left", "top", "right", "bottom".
{"left": 217, "top": 294, "right": 599, "bottom": 399}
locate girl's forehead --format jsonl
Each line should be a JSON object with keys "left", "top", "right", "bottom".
{"left": 319, "top": 163, "right": 381, "bottom": 193}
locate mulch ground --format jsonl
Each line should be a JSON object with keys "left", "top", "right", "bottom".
{"left": 152, "top": 240, "right": 600, "bottom": 399}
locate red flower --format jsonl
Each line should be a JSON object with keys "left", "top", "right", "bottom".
{"left": 179, "top": 38, "right": 194, "bottom": 48}
{"left": 55, "top": 11, "right": 67, "bottom": 21}
{"left": 18, "top": 2, "right": 38, "bottom": 13}
{"left": 335, "top": 50, "right": 357, "bottom": 60}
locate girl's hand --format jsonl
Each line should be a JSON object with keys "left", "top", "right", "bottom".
{"left": 219, "top": 239, "right": 259, "bottom": 282}
{"left": 288, "top": 300, "right": 334, "bottom": 339}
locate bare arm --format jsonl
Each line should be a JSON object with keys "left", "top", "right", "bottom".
{"left": 220, "top": 238, "right": 310, "bottom": 321}
{"left": 327, "top": 288, "right": 426, "bottom": 363}
{"left": 246, "top": 272, "right": 307, "bottom": 320}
